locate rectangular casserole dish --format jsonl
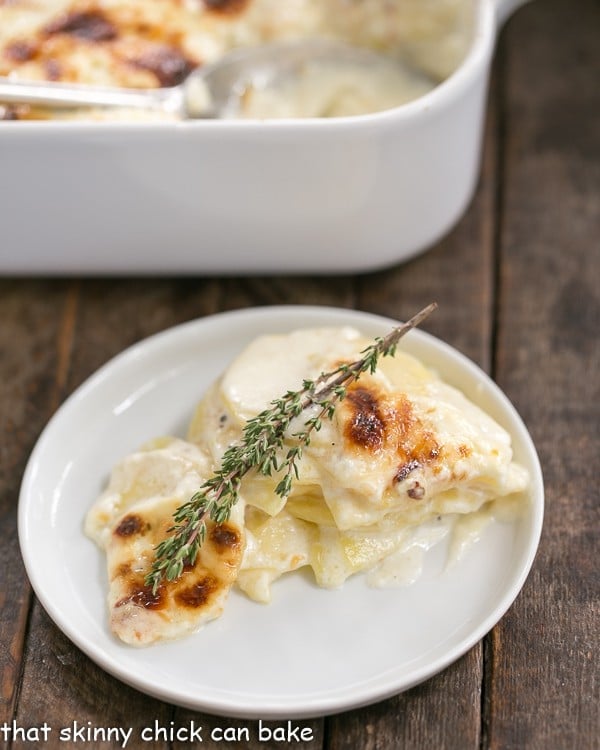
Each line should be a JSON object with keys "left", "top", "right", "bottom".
{"left": 0, "top": 0, "right": 528, "bottom": 275}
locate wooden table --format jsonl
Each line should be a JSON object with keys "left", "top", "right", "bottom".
{"left": 1, "top": 1, "right": 597, "bottom": 747}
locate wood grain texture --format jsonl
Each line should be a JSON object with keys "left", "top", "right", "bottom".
{"left": 219, "top": 276, "right": 356, "bottom": 310}
{"left": 327, "top": 649, "right": 484, "bottom": 750}
{"left": 15, "top": 604, "right": 173, "bottom": 750}
{"left": 0, "top": 281, "right": 71, "bottom": 734}
{"left": 9, "top": 281, "right": 205, "bottom": 750}
{"left": 484, "top": 0, "right": 600, "bottom": 748}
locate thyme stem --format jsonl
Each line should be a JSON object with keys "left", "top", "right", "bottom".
{"left": 145, "top": 302, "right": 437, "bottom": 593}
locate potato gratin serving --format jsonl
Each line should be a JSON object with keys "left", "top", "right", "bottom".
{"left": 85, "top": 327, "right": 529, "bottom": 646}
{"left": 0, "top": 0, "right": 474, "bottom": 120}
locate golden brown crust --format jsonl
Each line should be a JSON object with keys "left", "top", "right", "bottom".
{"left": 343, "top": 386, "right": 386, "bottom": 452}
{"left": 203, "top": 0, "right": 251, "bottom": 16}
{"left": 107, "top": 502, "right": 244, "bottom": 645}
{"left": 0, "top": 0, "right": 202, "bottom": 93}
{"left": 340, "top": 379, "right": 441, "bottom": 497}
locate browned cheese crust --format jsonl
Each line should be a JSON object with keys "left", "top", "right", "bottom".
{"left": 107, "top": 499, "right": 244, "bottom": 645}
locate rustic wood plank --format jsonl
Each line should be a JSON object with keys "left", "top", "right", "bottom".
{"left": 15, "top": 604, "right": 173, "bottom": 750}
{"left": 485, "top": 0, "right": 599, "bottom": 748}
{"left": 11, "top": 279, "right": 225, "bottom": 749}
{"left": 326, "top": 651, "right": 484, "bottom": 750}
{"left": 59, "top": 278, "right": 222, "bottom": 382}
{"left": 218, "top": 275, "right": 356, "bottom": 310}
{"left": 0, "top": 280, "right": 73, "bottom": 744}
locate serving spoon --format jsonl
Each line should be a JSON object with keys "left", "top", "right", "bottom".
{"left": 0, "top": 38, "right": 422, "bottom": 119}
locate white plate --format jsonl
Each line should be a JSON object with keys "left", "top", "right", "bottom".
{"left": 18, "top": 305, "right": 543, "bottom": 719}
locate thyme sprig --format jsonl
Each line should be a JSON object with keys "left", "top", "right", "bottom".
{"left": 145, "top": 302, "right": 437, "bottom": 593}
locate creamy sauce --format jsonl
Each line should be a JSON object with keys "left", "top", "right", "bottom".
{"left": 447, "top": 492, "right": 527, "bottom": 562}
{"left": 229, "top": 56, "right": 436, "bottom": 119}
{"left": 369, "top": 492, "right": 527, "bottom": 588}
{"left": 367, "top": 517, "right": 451, "bottom": 587}
{"left": 447, "top": 508, "right": 493, "bottom": 566}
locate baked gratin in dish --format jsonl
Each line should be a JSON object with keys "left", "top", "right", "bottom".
{"left": 0, "top": 0, "right": 475, "bottom": 120}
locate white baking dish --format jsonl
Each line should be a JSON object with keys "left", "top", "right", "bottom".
{"left": 0, "top": 0, "right": 529, "bottom": 275}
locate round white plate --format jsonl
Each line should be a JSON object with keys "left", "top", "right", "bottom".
{"left": 19, "top": 305, "right": 543, "bottom": 719}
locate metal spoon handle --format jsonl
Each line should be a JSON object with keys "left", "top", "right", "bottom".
{"left": 0, "top": 77, "right": 183, "bottom": 114}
